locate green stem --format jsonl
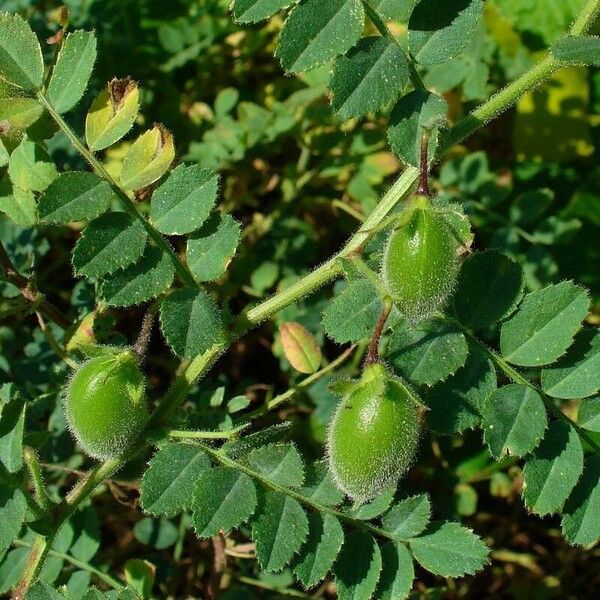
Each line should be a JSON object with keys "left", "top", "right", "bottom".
{"left": 13, "top": 540, "right": 125, "bottom": 591}
{"left": 23, "top": 447, "right": 52, "bottom": 514}
{"left": 36, "top": 92, "right": 197, "bottom": 289}
{"left": 570, "top": 0, "right": 600, "bottom": 34}
{"left": 168, "top": 423, "right": 250, "bottom": 440}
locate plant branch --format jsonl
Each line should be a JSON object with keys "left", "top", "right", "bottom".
{"left": 364, "top": 297, "right": 393, "bottom": 366}
{"left": 35, "top": 92, "right": 198, "bottom": 289}
{"left": 23, "top": 447, "right": 52, "bottom": 514}
{"left": 168, "top": 422, "right": 250, "bottom": 440}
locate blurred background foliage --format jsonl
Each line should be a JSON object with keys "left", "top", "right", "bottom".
{"left": 1, "top": 0, "right": 599, "bottom": 598}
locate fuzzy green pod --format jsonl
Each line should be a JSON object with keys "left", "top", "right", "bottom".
{"left": 327, "top": 364, "right": 421, "bottom": 501}
{"left": 382, "top": 196, "right": 458, "bottom": 321}
{"left": 64, "top": 350, "right": 148, "bottom": 459}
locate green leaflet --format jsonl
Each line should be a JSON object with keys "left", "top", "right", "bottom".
{"left": 409, "top": 522, "right": 489, "bottom": 577}
{"left": 252, "top": 489, "right": 309, "bottom": 572}
{"left": 276, "top": 0, "right": 364, "bottom": 73}
{"left": 186, "top": 212, "right": 240, "bottom": 282}
{"left": 159, "top": 287, "right": 225, "bottom": 359}
{"left": 99, "top": 245, "right": 175, "bottom": 307}
{"left": 0, "top": 479, "right": 26, "bottom": 555}
{"left": 0, "top": 186, "right": 37, "bottom": 227}
{"left": 232, "top": 0, "right": 296, "bottom": 23}
{"left": 8, "top": 136, "right": 58, "bottom": 193}
{"left": 388, "top": 90, "right": 447, "bottom": 166}
{"left": 292, "top": 513, "right": 344, "bottom": 589}
{"left": 373, "top": 0, "right": 417, "bottom": 21}
{"left": 322, "top": 279, "right": 382, "bottom": 344}
{"left": 500, "top": 281, "right": 590, "bottom": 367}
{"left": 0, "top": 391, "right": 25, "bottom": 473}
{"left": 552, "top": 35, "right": 600, "bottom": 65}
{"left": 192, "top": 467, "right": 258, "bottom": 538}
{"left": 38, "top": 172, "right": 112, "bottom": 224}
{"left": 561, "top": 456, "right": 600, "bottom": 546}
{"left": 453, "top": 250, "right": 524, "bottom": 329}
{"left": 141, "top": 443, "right": 211, "bottom": 517}
{"left": 72, "top": 212, "right": 147, "bottom": 278}
{"left": 578, "top": 396, "right": 600, "bottom": 432}
{"left": 330, "top": 37, "right": 410, "bottom": 119}
{"left": 408, "top": 0, "right": 484, "bottom": 66}
{"left": 386, "top": 318, "right": 468, "bottom": 386}
{"left": 0, "top": 12, "right": 44, "bottom": 90}
{"left": 334, "top": 530, "right": 382, "bottom": 600}
{"left": 425, "top": 345, "right": 497, "bottom": 434}
{"left": 47, "top": 30, "right": 97, "bottom": 114}
{"left": 150, "top": 164, "right": 219, "bottom": 235}
{"left": 0, "top": 97, "right": 43, "bottom": 132}
{"left": 482, "top": 384, "right": 547, "bottom": 459}
{"left": 381, "top": 494, "right": 431, "bottom": 539}
{"left": 522, "top": 421, "right": 583, "bottom": 516}
{"left": 248, "top": 443, "right": 304, "bottom": 487}
{"left": 301, "top": 461, "right": 345, "bottom": 507}
{"left": 24, "top": 581, "right": 64, "bottom": 599}
{"left": 376, "top": 542, "right": 414, "bottom": 600}
{"left": 541, "top": 329, "right": 600, "bottom": 399}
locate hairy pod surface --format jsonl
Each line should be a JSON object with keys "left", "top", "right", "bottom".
{"left": 65, "top": 350, "right": 148, "bottom": 459}
{"left": 327, "top": 363, "right": 420, "bottom": 501}
{"left": 382, "top": 196, "right": 459, "bottom": 321}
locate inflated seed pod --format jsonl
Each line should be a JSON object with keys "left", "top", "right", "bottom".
{"left": 382, "top": 196, "right": 459, "bottom": 322}
{"left": 327, "top": 363, "right": 421, "bottom": 501}
{"left": 64, "top": 350, "right": 147, "bottom": 459}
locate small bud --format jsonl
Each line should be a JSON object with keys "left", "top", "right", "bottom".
{"left": 279, "top": 322, "right": 321, "bottom": 374}
{"left": 85, "top": 78, "right": 139, "bottom": 151}
{"left": 120, "top": 124, "right": 175, "bottom": 191}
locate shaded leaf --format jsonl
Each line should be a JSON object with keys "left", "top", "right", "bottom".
{"left": 248, "top": 443, "right": 304, "bottom": 487}
{"left": 376, "top": 542, "right": 414, "bottom": 600}
{"left": 301, "top": 461, "right": 345, "bottom": 507}
{"left": 232, "top": 0, "right": 296, "bottom": 23}
{"left": 552, "top": 35, "right": 600, "bottom": 65}
{"left": 381, "top": 494, "right": 431, "bottom": 539}
{"left": 578, "top": 396, "right": 600, "bottom": 432}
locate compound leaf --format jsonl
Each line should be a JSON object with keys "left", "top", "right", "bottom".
{"left": 248, "top": 443, "right": 304, "bottom": 487}
{"left": 276, "top": 0, "right": 364, "bottom": 73}
{"left": 330, "top": 37, "right": 410, "bottom": 119}
{"left": 522, "top": 420, "right": 584, "bottom": 516}
{"left": 500, "top": 281, "right": 590, "bottom": 367}
{"left": 482, "top": 384, "right": 547, "bottom": 459}
{"left": 186, "top": 212, "right": 241, "bottom": 282}
{"left": 0, "top": 12, "right": 44, "bottom": 90}
{"left": 541, "top": 329, "right": 600, "bottom": 399}
{"left": 334, "top": 530, "right": 382, "bottom": 600}
{"left": 99, "top": 244, "right": 175, "bottom": 306}
{"left": 192, "top": 467, "right": 257, "bottom": 538}
{"left": 292, "top": 513, "right": 344, "bottom": 589}
{"left": 409, "top": 522, "right": 488, "bottom": 577}
{"left": 160, "top": 287, "right": 225, "bottom": 359}
{"left": 72, "top": 212, "right": 147, "bottom": 278}
{"left": 141, "top": 443, "right": 210, "bottom": 517}
{"left": 47, "top": 30, "right": 97, "bottom": 114}
{"left": 381, "top": 494, "right": 431, "bottom": 539}
{"left": 38, "top": 172, "right": 112, "bottom": 224}
{"left": 252, "top": 490, "right": 309, "bottom": 572}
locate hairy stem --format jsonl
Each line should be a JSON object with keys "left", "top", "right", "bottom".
{"left": 36, "top": 92, "right": 198, "bottom": 289}
{"left": 23, "top": 447, "right": 52, "bottom": 514}
{"left": 364, "top": 298, "right": 393, "bottom": 367}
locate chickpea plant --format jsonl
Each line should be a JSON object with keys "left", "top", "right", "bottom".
{"left": 1, "top": 1, "right": 600, "bottom": 599}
